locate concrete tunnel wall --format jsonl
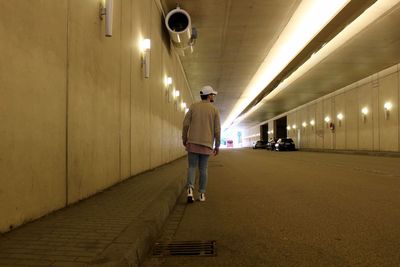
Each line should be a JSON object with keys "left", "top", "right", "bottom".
{"left": 244, "top": 63, "right": 400, "bottom": 152}
{"left": 0, "top": 0, "right": 192, "bottom": 233}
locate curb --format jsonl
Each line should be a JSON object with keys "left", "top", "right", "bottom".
{"left": 91, "top": 172, "right": 186, "bottom": 266}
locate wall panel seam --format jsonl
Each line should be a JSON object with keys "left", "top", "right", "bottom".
{"left": 129, "top": 0, "right": 132, "bottom": 176}
{"left": 119, "top": 0, "right": 122, "bottom": 181}
{"left": 397, "top": 65, "right": 400, "bottom": 152}
{"left": 65, "top": 0, "right": 70, "bottom": 206}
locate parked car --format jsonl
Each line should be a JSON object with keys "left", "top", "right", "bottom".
{"left": 274, "top": 138, "right": 296, "bottom": 151}
{"left": 253, "top": 140, "right": 268, "bottom": 149}
{"left": 266, "top": 138, "right": 278, "bottom": 150}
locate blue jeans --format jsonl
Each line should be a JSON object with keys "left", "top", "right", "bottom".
{"left": 187, "top": 152, "right": 210, "bottom": 193}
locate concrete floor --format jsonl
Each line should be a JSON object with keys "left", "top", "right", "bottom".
{"left": 144, "top": 148, "right": 400, "bottom": 267}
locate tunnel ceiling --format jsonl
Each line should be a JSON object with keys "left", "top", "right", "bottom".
{"left": 161, "top": 0, "right": 400, "bottom": 129}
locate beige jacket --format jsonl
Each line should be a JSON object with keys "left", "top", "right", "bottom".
{"left": 182, "top": 100, "right": 221, "bottom": 149}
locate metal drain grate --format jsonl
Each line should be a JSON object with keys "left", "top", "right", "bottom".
{"left": 152, "top": 240, "right": 216, "bottom": 257}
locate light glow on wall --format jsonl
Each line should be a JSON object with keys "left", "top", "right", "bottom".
{"left": 173, "top": 89, "right": 180, "bottom": 99}
{"left": 384, "top": 102, "right": 392, "bottom": 110}
{"left": 361, "top": 107, "right": 369, "bottom": 123}
{"left": 141, "top": 38, "right": 151, "bottom": 52}
{"left": 384, "top": 102, "right": 392, "bottom": 120}
{"left": 166, "top": 76, "right": 173, "bottom": 86}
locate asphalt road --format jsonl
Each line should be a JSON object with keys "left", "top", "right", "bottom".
{"left": 144, "top": 149, "right": 400, "bottom": 267}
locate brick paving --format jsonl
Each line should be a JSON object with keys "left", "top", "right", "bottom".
{"left": 0, "top": 158, "right": 186, "bottom": 267}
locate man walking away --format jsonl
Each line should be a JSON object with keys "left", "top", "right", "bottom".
{"left": 182, "top": 85, "right": 221, "bottom": 203}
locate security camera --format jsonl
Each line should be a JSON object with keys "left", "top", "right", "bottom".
{"left": 165, "top": 7, "right": 197, "bottom": 55}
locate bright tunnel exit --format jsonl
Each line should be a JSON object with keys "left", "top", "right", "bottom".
{"left": 221, "top": 127, "right": 244, "bottom": 149}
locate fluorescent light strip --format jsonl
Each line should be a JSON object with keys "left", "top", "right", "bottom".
{"left": 228, "top": 0, "right": 399, "bottom": 129}
{"left": 222, "top": 0, "right": 350, "bottom": 130}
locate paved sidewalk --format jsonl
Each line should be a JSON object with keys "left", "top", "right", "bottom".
{"left": 0, "top": 157, "right": 187, "bottom": 267}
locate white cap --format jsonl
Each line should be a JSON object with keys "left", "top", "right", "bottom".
{"left": 200, "top": 85, "right": 218, "bottom": 96}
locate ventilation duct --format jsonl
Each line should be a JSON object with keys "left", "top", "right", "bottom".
{"left": 165, "top": 7, "right": 197, "bottom": 55}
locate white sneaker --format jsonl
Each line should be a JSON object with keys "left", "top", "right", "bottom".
{"left": 198, "top": 193, "right": 206, "bottom": 202}
{"left": 187, "top": 187, "right": 194, "bottom": 203}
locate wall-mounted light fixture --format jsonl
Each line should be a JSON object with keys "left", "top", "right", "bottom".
{"left": 384, "top": 102, "right": 392, "bottom": 120}
{"left": 141, "top": 39, "right": 151, "bottom": 78}
{"left": 324, "top": 116, "right": 331, "bottom": 128}
{"left": 166, "top": 77, "right": 173, "bottom": 86}
{"left": 99, "top": 0, "right": 113, "bottom": 37}
{"left": 173, "top": 88, "right": 180, "bottom": 110}
{"left": 181, "top": 102, "right": 187, "bottom": 111}
{"left": 337, "top": 113, "right": 343, "bottom": 127}
{"left": 302, "top": 122, "right": 307, "bottom": 132}
{"left": 324, "top": 116, "right": 331, "bottom": 123}
{"left": 185, "top": 108, "right": 189, "bottom": 114}
{"left": 173, "top": 88, "right": 180, "bottom": 99}
{"left": 361, "top": 107, "right": 368, "bottom": 123}
{"left": 165, "top": 76, "right": 173, "bottom": 102}
{"left": 292, "top": 124, "right": 297, "bottom": 132}
{"left": 287, "top": 126, "right": 291, "bottom": 131}
{"left": 310, "top": 119, "right": 315, "bottom": 129}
